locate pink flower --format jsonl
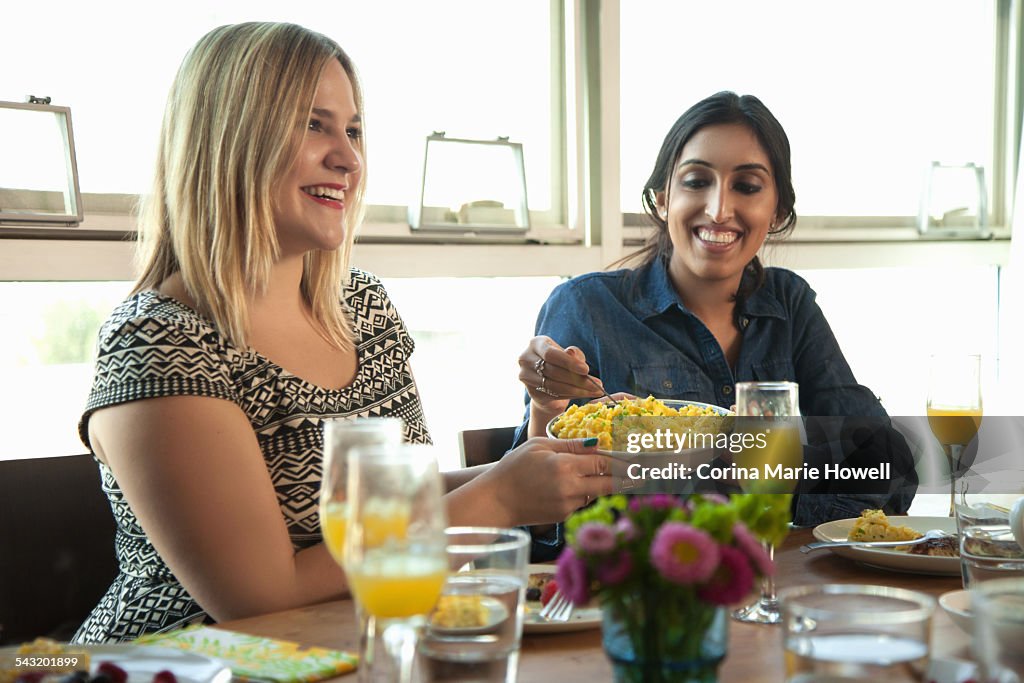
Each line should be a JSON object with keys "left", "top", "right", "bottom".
{"left": 698, "top": 545, "right": 755, "bottom": 605}
{"left": 649, "top": 522, "right": 719, "bottom": 584}
{"left": 700, "top": 493, "right": 730, "bottom": 505}
{"left": 732, "top": 522, "right": 774, "bottom": 577}
{"left": 595, "top": 551, "right": 633, "bottom": 585}
{"left": 576, "top": 522, "right": 616, "bottom": 554}
{"left": 614, "top": 517, "right": 637, "bottom": 541}
{"left": 556, "top": 546, "right": 591, "bottom": 605}
{"left": 629, "top": 494, "right": 680, "bottom": 511}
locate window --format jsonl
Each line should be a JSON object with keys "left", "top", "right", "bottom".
{"left": 0, "top": 277, "right": 562, "bottom": 465}
{"left": 3, "top": 1, "right": 561, "bottom": 222}
{"left": 619, "top": 1, "right": 999, "bottom": 224}
{"left": 0, "top": 281, "right": 131, "bottom": 460}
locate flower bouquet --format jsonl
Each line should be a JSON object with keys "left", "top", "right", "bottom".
{"left": 556, "top": 493, "right": 791, "bottom": 683}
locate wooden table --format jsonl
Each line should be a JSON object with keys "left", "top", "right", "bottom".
{"left": 217, "top": 528, "right": 970, "bottom": 681}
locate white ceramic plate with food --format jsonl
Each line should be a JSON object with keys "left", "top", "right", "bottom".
{"left": 545, "top": 398, "right": 733, "bottom": 458}
{"left": 522, "top": 564, "right": 602, "bottom": 634}
{"left": 0, "top": 644, "right": 232, "bottom": 683}
{"left": 811, "top": 516, "right": 960, "bottom": 576}
{"left": 430, "top": 596, "right": 510, "bottom": 636}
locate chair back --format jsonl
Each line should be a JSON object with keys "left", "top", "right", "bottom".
{"left": 0, "top": 454, "right": 117, "bottom": 644}
{"left": 457, "top": 426, "right": 518, "bottom": 468}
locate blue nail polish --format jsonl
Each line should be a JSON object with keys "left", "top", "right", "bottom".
{"left": 583, "top": 437, "right": 599, "bottom": 447}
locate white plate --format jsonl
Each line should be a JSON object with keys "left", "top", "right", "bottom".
{"left": 522, "top": 564, "right": 602, "bottom": 634}
{"left": 430, "top": 596, "right": 510, "bottom": 636}
{"left": 0, "top": 644, "right": 231, "bottom": 683}
{"left": 811, "top": 516, "right": 960, "bottom": 576}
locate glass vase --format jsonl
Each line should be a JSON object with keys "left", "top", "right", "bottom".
{"left": 601, "top": 594, "right": 727, "bottom": 683}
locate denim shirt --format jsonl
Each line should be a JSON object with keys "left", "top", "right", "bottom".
{"left": 515, "top": 259, "right": 916, "bottom": 558}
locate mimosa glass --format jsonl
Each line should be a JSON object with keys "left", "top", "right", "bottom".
{"left": 345, "top": 443, "right": 448, "bottom": 683}
{"left": 731, "top": 380, "right": 800, "bottom": 625}
{"left": 926, "top": 353, "right": 982, "bottom": 517}
{"left": 319, "top": 417, "right": 403, "bottom": 681}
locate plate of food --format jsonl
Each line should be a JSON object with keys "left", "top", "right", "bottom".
{"left": 811, "top": 510, "right": 960, "bottom": 576}
{"left": 522, "top": 564, "right": 602, "bottom": 634}
{"left": 546, "top": 396, "right": 733, "bottom": 456}
{"left": 430, "top": 594, "right": 510, "bottom": 636}
{"left": 0, "top": 640, "right": 232, "bottom": 683}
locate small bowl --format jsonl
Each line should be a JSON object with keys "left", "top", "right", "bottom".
{"left": 938, "top": 589, "right": 973, "bottom": 634}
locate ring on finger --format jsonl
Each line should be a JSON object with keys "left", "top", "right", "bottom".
{"left": 538, "top": 375, "right": 558, "bottom": 397}
{"left": 534, "top": 357, "right": 546, "bottom": 378}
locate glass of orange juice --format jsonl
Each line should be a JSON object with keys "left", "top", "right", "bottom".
{"left": 926, "top": 354, "right": 983, "bottom": 517}
{"left": 319, "top": 417, "right": 404, "bottom": 679}
{"left": 344, "top": 443, "right": 448, "bottom": 683}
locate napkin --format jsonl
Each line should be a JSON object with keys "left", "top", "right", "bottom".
{"left": 135, "top": 625, "right": 357, "bottom": 682}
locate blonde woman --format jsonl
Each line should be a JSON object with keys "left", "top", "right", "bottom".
{"left": 76, "top": 22, "right": 612, "bottom": 643}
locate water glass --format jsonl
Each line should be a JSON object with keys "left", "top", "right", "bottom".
{"left": 954, "top": 498, "right": 1009, "bottom": 535}
{"left": 780, "top": 584, "right": 935, "bottom": 682}
{"left": 419, "top": 527, "right": 530, "bottom": 683}
{"left": 960, "top": 525, "right": 1024, "bottom": 588}
{"left": 972, "top": 578, "right": 1024, "bottom": 682}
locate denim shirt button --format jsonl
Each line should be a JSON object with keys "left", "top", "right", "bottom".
{"left": 722, "top": 385, "right": 733, "bottom": 395}
{"left": 662, "top": 379, "right": 673, "bottom": 390}
{"left": 741, "top": 317, "right": 750, "bottom": 328}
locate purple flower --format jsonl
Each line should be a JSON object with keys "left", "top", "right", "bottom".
{"left": 576, "top": 522, "right": 617, "bottom": 554}
{"left": 649, "top": 522, "right": 719, "bottom": 584}
{"left": 698, "top": 545, "right": 755, "bottom": 605}
{"left": 732, "top": 522, "right": 774, "bottom": 577}
{"left": 614, "top": 517, "right": 637, "bottom": 541}
{"left": 595, "top": 551, "right": 633, "bottom": 585}
{"left": 556, "top": 546, "right": 591, "bottom": 605}
{"left": 629, "top": 494, "right": 680, "bottom": 511}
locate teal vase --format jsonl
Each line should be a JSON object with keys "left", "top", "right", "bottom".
{"left": 601, "top": 597, "right": 727, "bottom": 683}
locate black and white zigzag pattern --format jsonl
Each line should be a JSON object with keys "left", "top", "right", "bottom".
{"left": 73, "top": 268, "right": 431, "bottom": 643}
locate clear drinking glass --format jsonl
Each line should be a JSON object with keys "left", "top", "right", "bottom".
{"left": 780, "top": 584, "right": 935, "bottom": 682}
{"left": 319, "top": 417, "right": 404, "bottom": 682}
{"left": 972, "top": 578, "right": 1024, "bottom": 682}
{"left": 926, "top": 353, "right": 983, "bottom": 517}
{"left": 420, "top": 527, "right": 531, "bottom": 683}
{"left": 731, "top": 380, "right": 800, "bottom": 625}
{"left": 344, "top": 443, "right": 448, "bottom": 683}
{"left": 960, "top": 525, "right": 1024, "bottom": 588}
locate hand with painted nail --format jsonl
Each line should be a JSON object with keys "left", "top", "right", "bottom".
{"left": 481, "top": 436, "right": 615, "bottom": 525}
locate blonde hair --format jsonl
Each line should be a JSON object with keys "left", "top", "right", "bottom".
{"left": 134, "top": 22, "right": 366, "bottom": 350}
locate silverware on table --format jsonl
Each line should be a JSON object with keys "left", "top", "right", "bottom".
{"left": 539, "top": 589, "right": 575, "bottom": 622}
{"left": 800, "top": 528, "right": 953, "bottom": 553}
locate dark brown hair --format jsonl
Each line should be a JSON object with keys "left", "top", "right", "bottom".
{"left": 622, "top": 91, "right": 796, "bottom": 327}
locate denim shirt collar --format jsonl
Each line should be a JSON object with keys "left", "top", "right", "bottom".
{"left": 633, "top": 257, "right": 788, "bottom": 321}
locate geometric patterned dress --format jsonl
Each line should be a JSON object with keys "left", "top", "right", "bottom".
{"left": 72, "top": 268, "right": 431, "bottom": 643}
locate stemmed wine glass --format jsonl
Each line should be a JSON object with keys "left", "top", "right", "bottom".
{"left": 344, "top": 443, "right": 448, "bottom": 683}
{"left": 926, "top": 353, "right": 983, "bottom": 517}
{"left": 319, "top": 417, "right": 404, "bottom": 680}
{"left": 731, "top": 381, "right": 800, "bottom": 625}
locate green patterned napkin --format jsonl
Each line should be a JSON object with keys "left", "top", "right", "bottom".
{"left": 136, "top": 625, "right": 357, "bottom": 682}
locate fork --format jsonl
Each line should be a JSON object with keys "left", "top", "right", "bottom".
{"left": 800, "top": 528, "right": 952, "bottom": 553}
{"left": 538, "top": 589, "right": 575, "bottom": 622}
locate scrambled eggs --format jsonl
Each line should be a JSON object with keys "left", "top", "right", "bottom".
{"left": 847, "top": 509, "right": 922, "bottom": 542}
{"left": 431, "top": 595, "right": 489, "bottom": 629}
{"left": 549, "top": 396, "right": 721, "bottom": 450}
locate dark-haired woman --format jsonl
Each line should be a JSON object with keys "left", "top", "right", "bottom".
{"left": 515, "top": 91, "right": 915, "bottom": 534}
